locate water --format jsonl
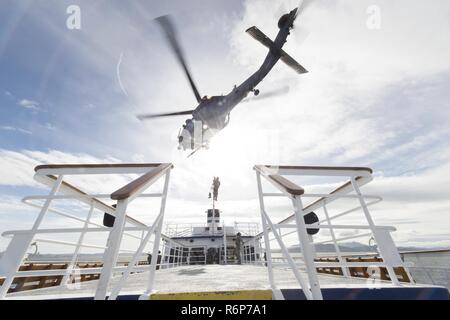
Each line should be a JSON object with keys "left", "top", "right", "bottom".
{"left": 402, "top": 250, "right": 450, "bottom": 289}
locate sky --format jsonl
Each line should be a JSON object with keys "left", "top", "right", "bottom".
{"left": 0, "top": 0, "right": 450, "bottom": 252}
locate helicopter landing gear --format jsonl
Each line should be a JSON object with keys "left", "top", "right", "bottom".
{"left": 252, "top": 89, "right": 260, "bottom": 96}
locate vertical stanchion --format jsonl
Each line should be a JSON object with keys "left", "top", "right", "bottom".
{"left": 160, "top": 240, "right": 166, "bottom": 269}
{"left": 350, "top": 177, "right": 400, "bottom": 286}
{"left": 223, "top": 222, "right": 227, "bottom": 264}
{"left": 323, "top": 203, "right": 350, "bottom": 278}
{"left": 95, "top": 199, "right": 129, "bottom": 300}
{"left": 109, "top": 212, "right": 164, "bottom": 300}
{"left": 256, "top": 172, "right": 276, "bottom": 290}
{"left": 253, "top": 238, "right": 257, "bottom": 264}
{"left": 62, "top": 200, "right": 95, "bottom": 286}
{"left": 141, "top": 170, "right": 171, "bottom": 299}
{"left": 292, "top": 196, "right": 323, "bottom": 300}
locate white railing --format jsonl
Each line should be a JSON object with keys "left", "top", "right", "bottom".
{"left": 164, "top": 224, "right": 196, "bottom": 238}
{"left": 0, "top": 163, "right": 196, "bottom": 300}
{"left": 241, "top": 236, "right": 264, "bottom": 265}
{"left": 252, "top": 165, "right": 414, "bottom": 300}
{"left": 234, "top": 222, "right": 260, "bottom": 237}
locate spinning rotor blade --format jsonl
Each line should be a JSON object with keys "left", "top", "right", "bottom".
{"left": 296, "top": 0, "right": 314, "bottom": 19}
{"left": 155, "top": 15, "right": 202, "bottom": 103}
{"left": 291, "top": 0, "right": 315, "bottom": 45}
{"left": 137, "top": 110, "right": 193, "bottom": 120}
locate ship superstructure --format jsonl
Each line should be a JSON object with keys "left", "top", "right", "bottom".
{"left": 164, "top": 213, "right": 260, "bottom": 265}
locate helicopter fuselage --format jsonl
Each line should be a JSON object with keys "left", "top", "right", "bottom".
{"left": 178, "top": 9, "right": 297, "bottom": 151}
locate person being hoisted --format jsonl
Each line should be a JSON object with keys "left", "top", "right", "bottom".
{"left": 209, "top": 177, "right": 221, "bottom": 201}
{"left": 213, "top": 177, "right": 220, "bottom": 201}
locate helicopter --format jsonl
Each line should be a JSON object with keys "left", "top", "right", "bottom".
{"left": 137, "top": 3, "right": 310, "bottom": 156}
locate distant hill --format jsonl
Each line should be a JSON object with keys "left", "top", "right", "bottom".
{"left": 287, "top": 242, "right": 449, "bottom": 254}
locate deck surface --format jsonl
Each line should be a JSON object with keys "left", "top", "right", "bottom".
{"left": 7, "top": 264, "right": 415, "bottom": 299}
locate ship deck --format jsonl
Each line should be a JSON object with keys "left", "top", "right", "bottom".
{"left": 7, "top": 264, "right": 444, "bottom": 300}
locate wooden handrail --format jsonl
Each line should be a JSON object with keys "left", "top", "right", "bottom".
{"left": 268, "top": 174, "right": 304, "bottom": 195}
{"left": 34, "top": 163, "right": 162, "bottom": 172}
{"left": 255, "top": 165, "right": 373, "bottom": 174}
{"left": 111, "top": 163, "right": 173, "bottom": 200}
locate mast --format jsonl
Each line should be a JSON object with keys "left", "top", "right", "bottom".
{"left": 212, "top": 189, "right": 216, "bottom": 235}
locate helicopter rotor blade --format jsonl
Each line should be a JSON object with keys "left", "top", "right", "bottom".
{"left": 155, "top": 15, "right": 202, "bottom": 103}
{"left": 137, "top": 110, "right": 193, "bottom": 120}
{"left": 295, "top": 0, "right": 314, "bottom": 19}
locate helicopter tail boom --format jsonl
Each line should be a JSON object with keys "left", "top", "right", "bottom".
{"left": 246, "top": 26, "right": 308, "bottom": 74}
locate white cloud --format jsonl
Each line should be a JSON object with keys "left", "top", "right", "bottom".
{"left": 42, "top": 123, "right": 56, "bottom": 131}
{"left": 17, "top": 99, "right": 41, "bottom": 111}
{"left": 1, "top": 1, "right": 450, "bottom": 251}
{"left": 0, "top": 195, "right": 38, "bottom": 251}
{"left": 0, "top": 125, "right": 32, "bottom": 135}
{"left": 224, "top": 0, "right": 450, "bottom": 168}
{"left": 1, "top": 148, "right": 449, "bottom": 252}
{"left": 0, "top": 149, "right": 132, "bottom": 193}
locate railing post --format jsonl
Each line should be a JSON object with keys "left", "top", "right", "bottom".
{"left": 323, "top": 203, "right": 350, "bottom": 278}
{"left": 172, "top": 246, "right": 176, "bottom": 268}
{"left": 168, "top": 244, "right": 173, "bottom": 268}
{"left": 223, "top": 222, "right": 227, "bottom": 265}
{"left": 0, "top": 174, "right": 63, "bottom": 299}
{"left": 62, "top": 200, "right": 95, "bottom": 286}
{"left": 261, "top": 208, "right": 312, "bottom": 300}
{"left": 350, "top": 177, "right": 400, "bottom": 286}
{"left": 253, "top": 238, "right": 257, "bottom": 264}
{"left": 259, "top": 237, "right": 264, "bottom": 266}
{"left": 245, "top": 246, "right": 247, "bottom": 264}
{"left": 140, "top": 170, "right": 170, "bottom": 299}
{"left": 292, "top": 195, "right": 323, "bottom": 300}
{"left": 160, "top": 240, "right": 166, "bottom": 269}
{"left": 108, "top": 211, "right": 164, "bottom": 300}
{"left": 94, "top": 199, "right": 129, "bottom": 300}
{"left": 256, "top": 172, "right": 276, "bottom": 290}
